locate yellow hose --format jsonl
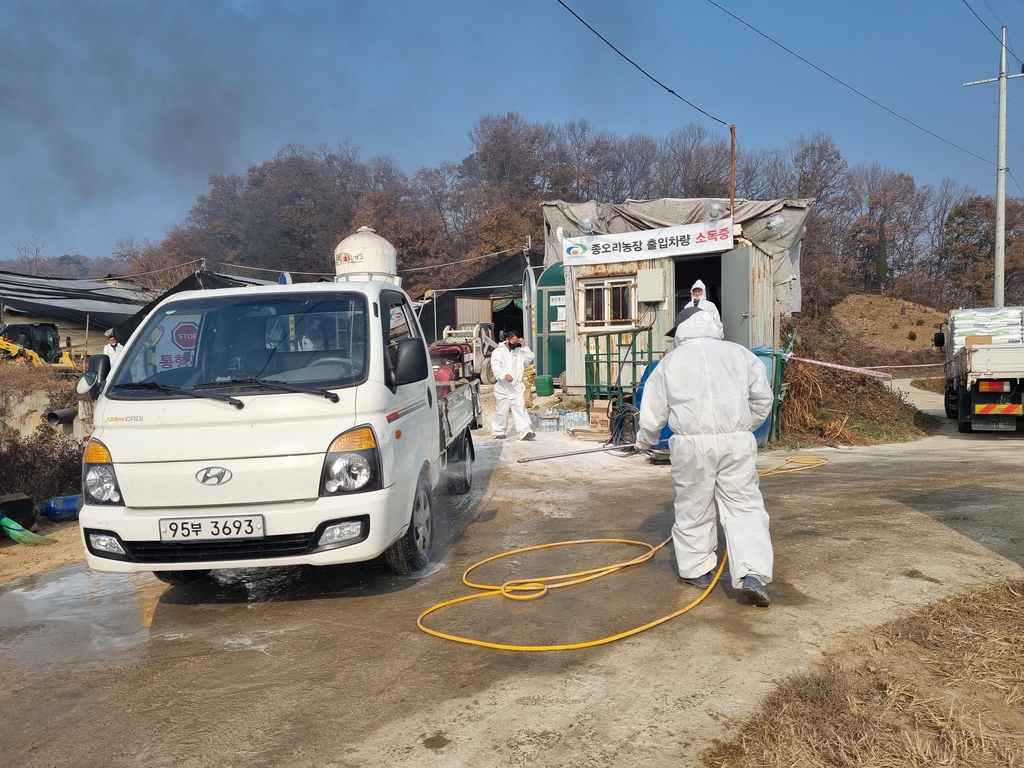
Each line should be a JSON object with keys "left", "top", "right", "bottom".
{"left": 416, "top": 455, "right": 828, "bottom": 651}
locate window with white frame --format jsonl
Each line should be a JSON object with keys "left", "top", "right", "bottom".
{"left": 578, "top": 278, "right": 637, "bottom": 329}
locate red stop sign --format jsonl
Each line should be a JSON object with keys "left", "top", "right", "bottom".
{"left": 172, "top": 321, "right": 199, "bottom": 350}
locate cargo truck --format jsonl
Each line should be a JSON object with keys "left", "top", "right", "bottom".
{"left": 935, "top": 307, "right": 1024, "bottom": 433}
{"left": 76, "top": 227, "right": 482, "bottom": 584}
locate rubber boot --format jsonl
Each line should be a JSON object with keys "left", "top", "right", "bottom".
{"left": 742, "top": 575, "right": 770, "bottom": 607}
{"left": 677, "top": 569, "right": 715, "bottom": 589}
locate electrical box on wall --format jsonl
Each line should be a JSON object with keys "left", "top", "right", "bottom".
{"left": 636, "top": 269, "right": 666, "bottom": 303}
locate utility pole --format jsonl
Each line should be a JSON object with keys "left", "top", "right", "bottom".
{"left": 965, "top": 27, "right": 1024, "bottom": 307}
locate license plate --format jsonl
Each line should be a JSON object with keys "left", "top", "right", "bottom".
{"left": 159, "top": 515, "right": 265, "bottom": 542}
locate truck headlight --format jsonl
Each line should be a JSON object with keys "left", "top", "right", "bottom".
{"left": 320, "top": 426, "right": 381, "bottom": 496}
{"left": 82, "top": 439, "right": 124, "bottom": 506}
{"left": 325, "top": 454, "right": 372, "bottom": 492}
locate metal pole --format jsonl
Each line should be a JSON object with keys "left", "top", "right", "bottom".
{"left": 964, "top": 28, "right": 1024, "bottom": 306}
{"left": 83, "top": 314, "right": 90, "bottom": 371}
{"left": 995, "top": 27, "right": 1008, "bottom": 307}
{"left": 729, "top": 124, "right": 737, "bottom": 217}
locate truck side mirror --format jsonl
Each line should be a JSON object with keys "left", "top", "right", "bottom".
{"left": 76, "top": 353, "right": 110, "bottom": 399}
{"left": 66, "top": 335, "right": 72, "bottom": 349}
{"left": 393, "top": 338, "right": 429, "bottom": 385}
{"left": 933, "top": 332, "right": 945, "bottom": 349}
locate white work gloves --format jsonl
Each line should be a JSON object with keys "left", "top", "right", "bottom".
{"left": 633, "top": 440, "right": 652, "bottom": 452}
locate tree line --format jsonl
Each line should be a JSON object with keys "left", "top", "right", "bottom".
{"left": 16, "top": 112, "right": 1024, "bottom": 311}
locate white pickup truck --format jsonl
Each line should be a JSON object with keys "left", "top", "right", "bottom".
{"left": 76, "top": 228, "right": 482, "bottom": 584}
{"left": 936, "top": 307, "right": 1024, "bottom": 432}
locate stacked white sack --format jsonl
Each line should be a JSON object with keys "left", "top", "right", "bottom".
{"left": 949, "top": 308, "right": 1024, "bottom": 351}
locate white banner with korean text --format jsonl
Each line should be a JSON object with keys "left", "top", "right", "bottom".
{"left": 561, "top": 219, "right": 733, "bottom": 266}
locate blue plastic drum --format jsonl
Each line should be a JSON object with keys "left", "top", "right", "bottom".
{"left": 750, "top": 347, "right": 775, "bottom": 447}
{"left": 638, "top": 351, "right": 775, "bottom": 449}
{"left": 40, "top": 494, "right": 83, "bottom": 522}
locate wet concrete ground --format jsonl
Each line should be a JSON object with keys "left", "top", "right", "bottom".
{"left": 3, "top": 396, "right": 1024, "bottom": 767}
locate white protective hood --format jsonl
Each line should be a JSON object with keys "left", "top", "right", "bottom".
{"left": 674, "top": 306, "right": 724, "bottom": 341}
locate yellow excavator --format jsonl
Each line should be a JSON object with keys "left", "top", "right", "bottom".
{"left": 0, "top": 321, "right": 76, "bottom": 372}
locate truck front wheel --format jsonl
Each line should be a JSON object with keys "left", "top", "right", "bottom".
{"left": 944, "top": 387, "right": 958, "bottom": 420}
{"left": 385, "top": 473, "right": 433, "bottom": 574}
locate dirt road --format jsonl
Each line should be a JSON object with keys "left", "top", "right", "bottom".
{"left": 3, "top": 404, "right": 1023, "bottom": 767}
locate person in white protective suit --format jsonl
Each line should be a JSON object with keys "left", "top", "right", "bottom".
{"left": 490, "top": 329, "right": 536, "bottom": 440}
{"left": 635, "top": 306, "right": 774, "bottom": 607}
{"left": 684, "top": 279, "right": 721, "bottom": 328}
{"left": 103, "top": 333, "right": 124, "bottom": 361}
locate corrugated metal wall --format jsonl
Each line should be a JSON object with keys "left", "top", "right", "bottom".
{"left": 455, "top": 297, "right": 493, "bottom": 326}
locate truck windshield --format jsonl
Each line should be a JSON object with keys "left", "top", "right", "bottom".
{"left": 107, "top": 292, "right": 368, "bottom": 399}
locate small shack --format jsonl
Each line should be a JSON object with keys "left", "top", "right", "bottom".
{"left": 418, "top": 249, "right": 545, "bottom": 345}
{"left": 540, "top": 197, "right": 814, "bottom": 397}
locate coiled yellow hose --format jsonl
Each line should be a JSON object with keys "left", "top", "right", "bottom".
{"left": 417, "top": 456, "right": 828, "bottom": 651}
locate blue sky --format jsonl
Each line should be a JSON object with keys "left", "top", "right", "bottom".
{"left": 2, "top": 0, "right": 1023, "bottom": 260}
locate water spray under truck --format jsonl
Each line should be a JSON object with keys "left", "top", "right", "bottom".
{"left": 75, "top": 227, "right": 482, "bottom": 585}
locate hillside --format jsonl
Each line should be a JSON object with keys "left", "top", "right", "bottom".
{"left": 831, "top": 294, "right": 946, "bottom": 366}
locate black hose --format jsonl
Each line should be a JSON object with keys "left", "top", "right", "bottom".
{"left": 608, "top": 402, "right": 639, "bottom": 447}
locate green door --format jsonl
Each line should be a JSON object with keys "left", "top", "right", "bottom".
{"left": 537, "top": 262, "right": 566, "bottom": 378}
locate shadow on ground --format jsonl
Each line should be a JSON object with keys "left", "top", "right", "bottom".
{"left": 888, "top": 484, "right": 1024, "bottom": 567}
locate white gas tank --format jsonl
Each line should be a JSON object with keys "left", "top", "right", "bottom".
{"left": 334, "top": 226, "right": 401, "bottom": 286}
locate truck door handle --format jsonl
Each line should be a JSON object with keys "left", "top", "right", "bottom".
{"left": 426, "top": 388, "right": 433, "bottom": 408}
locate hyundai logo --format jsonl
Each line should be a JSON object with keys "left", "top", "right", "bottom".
{"left": 196, "top": 467, "right": 233, "bottom": 486}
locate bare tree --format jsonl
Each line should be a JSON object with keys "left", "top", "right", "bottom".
{"left": 11, "top": 236, "right": 47, "bottom": 275}
{"left": 659, "top": 124, "right": 730, "bottom": 198}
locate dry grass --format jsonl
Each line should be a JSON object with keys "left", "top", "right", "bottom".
{"left": 0, "top": 363, "right": 77, "bottom": 419}
{"left": 781, "top": 360, "right": 936, "bottom": 445}
{"left": 0, "top": 427, "right": 82, "bottom": 503}
{"left": 0, "top": 364, "right": 82, "bottom": 503}
{"left": 779, "top": 313, "right": 938, "bottom": 446}
{"left": 702, "top": 580, "right": 1024, "bottom": 768}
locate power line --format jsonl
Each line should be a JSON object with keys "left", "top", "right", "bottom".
{"left": 207, "top": 247, "right": 521, "bottom": 278}
{"left": 704, "top": 0, "right": 996, "bottom": 166}
{"left": 1009, "top": 169, "right": 1024, "bottom": 197}
{"left": 979, "top": 0, "right": 1005, "bottom": 29}
{"left": 979, "top": 0, "right": 1003, "bottom": 24}
{"left": 399, "top": 247, "right": 520, "bottom": 273}
{"left": 211, "top": 261, "right": 331, "bottom": 278}
{"left": 960, "top": 0, "right": 1024, "bottom": 66}
{"left": 553, "top": 0, "right": 731, "bottom": 128}
{"left": 122, "top": 260, "right": 202, "bottom": 278}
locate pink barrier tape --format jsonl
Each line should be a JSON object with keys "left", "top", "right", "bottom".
{"left": 789, "top": 357, "right": 893, "bottom": 380}
{"left": 862, "top": 363, "right": 944, "bottom": 369}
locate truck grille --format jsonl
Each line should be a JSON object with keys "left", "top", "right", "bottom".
{"left": 122, "top": 533, "right": 314, "bottom": 563}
